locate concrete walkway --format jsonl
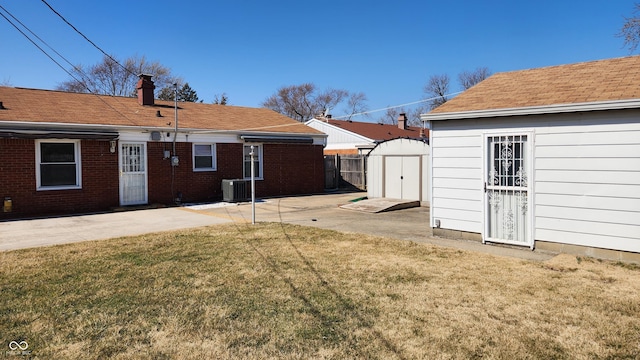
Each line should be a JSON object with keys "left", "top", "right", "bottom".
{"left": 0, "top": 207, "right": 231, "bottom": 251}
{"left": 0, "top": 191, "right": 556, "bottom": 262}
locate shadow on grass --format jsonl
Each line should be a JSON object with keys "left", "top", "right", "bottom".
{"left": 222, "top": 199, "right": 409, "bottom": 359}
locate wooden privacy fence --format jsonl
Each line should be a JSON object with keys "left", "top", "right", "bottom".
{"left": 324, "top": 154, "right": 367, "bottom": 190}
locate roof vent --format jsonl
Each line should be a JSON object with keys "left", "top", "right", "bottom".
{"left": 156, "top": 110, "right": 162, "bottom": 117}
{"left": 0, "top": 101, "right": 5, "bottom": 109}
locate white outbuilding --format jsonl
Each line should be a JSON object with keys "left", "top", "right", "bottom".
{"left": 421, "top": 56, "right": 640, "bottom": 261}
{"left": 366, "top": 138, "right": 430, "bottom": 204}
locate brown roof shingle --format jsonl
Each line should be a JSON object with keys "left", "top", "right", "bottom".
{"left": 326, "top": 119, "right": 428, "bottom": 141}
{"left": 0, "top": 87, "right": 322, "bottom": 135}
{"left": 430, "top": 55, "right": 640, "bottom": 114}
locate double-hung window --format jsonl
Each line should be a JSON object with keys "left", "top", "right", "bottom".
{"left": 193, "top": 143, "right": 217, "bottom": 171}
{"left": 36, "top": 140, "right": 82, "bottom": 190}
{"left": 243, "top": 144, "right": 263, "bottom": 180}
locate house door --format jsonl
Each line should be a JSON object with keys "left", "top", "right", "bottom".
{"left": 119, "top": 143, "right": 148, "bottom": 206}
{"left": 384, "top": 156, "right": 420, "bottom": 201}
{"left": 484, "top": 134, "right": 532, "bottom": 247}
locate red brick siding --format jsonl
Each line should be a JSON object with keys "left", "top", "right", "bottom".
{"left": 147, "top": 142, "right": 325, "bottom": 203}
{"left": 0, "top": 138, "right": 119, "bottom": 219}
{"left": 258, "top": 143, "right": 325, "bottom": 196}
{"left": 1, "top": 139, "right": 324, "bottom": 219}
{"left": 146, "top": 142, "right": 244, "bottom": 204}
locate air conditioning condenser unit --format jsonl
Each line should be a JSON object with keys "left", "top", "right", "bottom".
{"left": 221, "top": 179, "right": 249, "bottom": 202}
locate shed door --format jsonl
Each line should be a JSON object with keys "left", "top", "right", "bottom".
{"left": 384, "top": 156, "right": 420, "bottom": 201}
{"left": 119, "top": 143, "right": 148, "bottom": 206}
{"left": 484, "top": 134, "right": 532, "bottom": 247}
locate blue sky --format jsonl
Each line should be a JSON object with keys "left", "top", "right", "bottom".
{"left": 0, "top": 1, "right": 637, "bottom": 121}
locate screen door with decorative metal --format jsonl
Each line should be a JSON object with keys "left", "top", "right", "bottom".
{"left": 484, "top": 134, "right": 532, "bottom": 247}
{"left": 119, "top": 143, "right": 148, "bottom": 206}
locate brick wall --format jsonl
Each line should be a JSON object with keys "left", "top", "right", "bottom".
{"left": 147, "top": 142, "right": 325, "bottom": 204}
{"left": 0, "top": 138, "right": 119, "bottom": 219}
{"left": 258, "top": 143, "right": 325, "bottom": 196}
{"left": 146, "top": 142, "right": 244, "bottom": 204}
{"left": 1, "top": 139, "right": 325, "bottom": 219}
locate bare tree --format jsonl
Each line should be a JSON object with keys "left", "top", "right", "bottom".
{"left": 377, "top": 106, "right": 424, "bottom": 126}
{"left": 343, "top": 92, "right": 369, "bottom": 120}
{"left": 619, "top": 3, "right": 640, "bottom": 52}
{"left": 262, "top": 83, "right": 363, "bottom": 122}
{"left": 407, "top": 107, "right": 426, "bottom": 127}
{"left": 377, "top": 107, "right": 401, "bottom": 125}
{"left": 458, "top": 67, "right": 492, "bottom": 90}
{"left": 424, "top": 74, "right": 450, "bottom": 110}
{"left": 57, "top": 54, "right": 182, "bottom": 97}
{"left": 315, "top": 88, "right": 348, "bottom": 117}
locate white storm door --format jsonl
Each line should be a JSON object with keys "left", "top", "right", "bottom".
{"left": 484, "top": 134, "right": 532, "bottom": 247}
{"left": 119, "top": 143, "right": 148, "bottom": 206}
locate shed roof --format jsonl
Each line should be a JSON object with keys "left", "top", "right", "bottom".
{"left": 325, "top": 119, "right": 428, "bottom": 141}
{"left": 428, "top": 56, "right": 640, "bottom": 116}
{"left": 0, "top": 86, "right": 322, "bottom": 135}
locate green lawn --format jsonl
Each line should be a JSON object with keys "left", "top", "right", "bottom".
{"left": 1, "top": 222, "right": 639, "bottom": 359}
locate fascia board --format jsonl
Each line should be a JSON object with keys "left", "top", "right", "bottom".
{"left": 420, "top": 99, "right": 640, "bottom": 121}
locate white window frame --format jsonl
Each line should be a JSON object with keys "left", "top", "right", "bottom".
{"left": 192, "top": 143, "right": 217, "bottom": 172}
{"left": 243, "top": 144, "right": 263, "bottom": 180}
{"left": 35, "top": 139, "right": 82, "bottom": 190}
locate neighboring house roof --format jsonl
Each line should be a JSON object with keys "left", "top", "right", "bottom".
{"left": 0, "top": 86, "right": 323, "bottom": 135}
{"left": 323, "top": 119, "right": 428, "bottom": 141}
{"left": 423, "top": 55, "right": 640, "bottom": 120}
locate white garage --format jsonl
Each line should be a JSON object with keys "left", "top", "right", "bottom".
{"left": 366, "top": 138, "right": 430, "bottom": 204}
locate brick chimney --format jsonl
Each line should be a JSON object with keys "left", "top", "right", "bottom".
{"left": 398, "top": 113, "right": 408, "bottom": 130}
{"left": 136, "top": 74, "right": 155, "bottom": 106}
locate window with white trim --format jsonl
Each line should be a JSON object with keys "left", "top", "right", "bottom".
{"left": 243, "top": 144, "right": 263, "bottom": 179}
{"left": 193, "top": 143, "right": 217, "bottom": 171}
{"left": 36, "top": 140, "right": 82, "bottom": 190}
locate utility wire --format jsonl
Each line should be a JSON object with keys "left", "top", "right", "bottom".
{"left": 0, "top": 6, "right": 86, "bottom": 90}
{"left": 0, "top": 5, "right": 139, "bottom": 126}
{"left": 332, "top": 91, "right": 464, "bottom": 119}
{"left": 0, "top": 4, "right": 95, "bottom": 88}
{"left": 40, "top": 0, "right": 136, "bottom": 78}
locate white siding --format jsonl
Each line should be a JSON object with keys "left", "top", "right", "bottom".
{"left": 430, "top": 128, "right": 483, "bottom": 233}
{"left": 534, "top": 114, "right": 640, "bottom": 252}
{"left": 430, "top": 110, "right": 640, "bottom": 253}
{"left": 305, "top": 119, "right": 372, "bottom": 151}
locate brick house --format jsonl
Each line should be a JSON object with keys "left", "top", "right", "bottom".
{"left": 0, "top": 76, "right": 326, "bottom": 219}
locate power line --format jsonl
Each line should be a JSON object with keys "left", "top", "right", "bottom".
{"left": 0, "top": 4, "right": 96, "bottom": 88}
{"left": 40, "top": 0, "right": 135, "bottom": 78}
{"left": 332, "top": 91, "right": 464, "bottom": 120}
{"left": 0, "top": 5, "right": 139, "bottom": 126}
{"left": 0, "top": 6, "right": 85, "bottom": 90}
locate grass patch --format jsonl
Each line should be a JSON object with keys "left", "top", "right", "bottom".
{"left": 1, "top": 223, "right": 640, "bottom": 359}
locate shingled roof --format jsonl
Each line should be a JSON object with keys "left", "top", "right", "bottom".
{"left": 0, "top": 86, "right": 322, "bottom": 135}
{"left": 325, "top": 119, "right": 428, "bottom": 141}
{"left": 427, "top": 55, "right": 640, "bottom": 116}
